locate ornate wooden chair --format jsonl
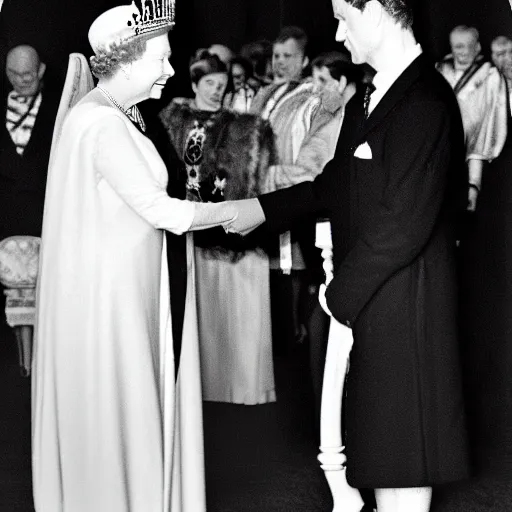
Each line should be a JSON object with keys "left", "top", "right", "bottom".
{"left": 0, "top": 236, "right": 41, "bottom": 377}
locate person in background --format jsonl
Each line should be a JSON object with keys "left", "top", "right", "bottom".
{"left": 0, "top": 44, "right": 60, "bottom": 340}
{"left": 0, "top": 45, "right": 58, "bottom": 243}
{"left": 459, "top": 36, "right": 512, "bottom": 480}
{"left": 437, "top": 25, "right": 508, "bottom": 212}
{"left": 251, "top": 26, "right": 344, "bottom": 352}
{"left": 159, "top": 51, "right": 277, "bottom": 405}
{"left": 223, "top": 55, "right": 257, "bottom": 112}
{"left": 491, "top": 35, "right": 512, "bottom": 72}
{"left": 240, "top": 39, "right": 273, "bottom": 88}
{"left": 491, "top": 35, "right": 512, "bottom": 111}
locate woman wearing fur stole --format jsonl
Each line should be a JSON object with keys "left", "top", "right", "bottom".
{"left": 160, "top": 51, "right": 277, "bottom": 404}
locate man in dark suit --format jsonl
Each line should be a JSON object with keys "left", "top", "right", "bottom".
{"left": 0, "top": 45, "right": 59, "bottom": 242}
{"left": 226, "top": 0, "right": 470, "bottom": 510}
{"left": 0, "top": 44, "right": 59, "bottom": 334}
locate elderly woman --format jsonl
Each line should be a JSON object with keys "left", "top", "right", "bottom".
{"left": 159, "top": 52, "right": 277, "bottom": 405}
{"left": 31, "top": 3, "right": 235, "bottom": 511}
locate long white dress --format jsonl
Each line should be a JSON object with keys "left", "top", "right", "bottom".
{"left": 32, "top": 89, "right": 206, "bottom": 512}
{"left": 195, "top": 247, "right": 276, "bottom": 404}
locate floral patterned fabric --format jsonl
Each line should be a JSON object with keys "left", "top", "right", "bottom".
{"left": 0, "top": 236, "right": 41, "bottom": 288}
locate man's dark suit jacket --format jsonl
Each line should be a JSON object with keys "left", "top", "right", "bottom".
{"left": 0, "top": 86, "right": 59, "bottom": 241}
{"left": 259, "top": 54, "right": 470, "bottom": 488}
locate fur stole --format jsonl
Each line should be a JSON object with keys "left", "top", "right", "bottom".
{"left": 159, "top": 99, "right": 276, "bottom": 201}
{"left": 159, "top": 99, "right": 277, "bottom": 257}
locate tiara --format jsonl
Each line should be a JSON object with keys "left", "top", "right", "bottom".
{"left": 127, "top": 0, "right": 176, "bottom": 37}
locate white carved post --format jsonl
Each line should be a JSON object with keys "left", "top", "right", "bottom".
{"left": 315, "top": 221, "right": 363, "bottom": 512}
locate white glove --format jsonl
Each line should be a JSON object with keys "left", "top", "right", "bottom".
{"left": 189, "top": 201, "right": 238, "bottom": 231}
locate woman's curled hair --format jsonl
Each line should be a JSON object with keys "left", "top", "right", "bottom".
{"left": 90, "top": 38, "right": 147, "bottom": 79}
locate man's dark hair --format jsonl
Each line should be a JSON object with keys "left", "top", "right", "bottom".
{"left": 311, "top": 51, "right": 363, "bottom": 84}
{"left": 347, "top": 0, "right": 413, "bottom": 29}
{"left": 274, "top": 26, "right": 308, "bottom": 56}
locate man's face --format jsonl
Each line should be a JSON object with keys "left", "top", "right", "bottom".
{"left": 272, "top": 38, "right": 306, "bottom": 84}
{"left": 312, "top": 65, "right": 340, "bottom": 93}
{"left": 193, "top": 72, "right": 228, "bottom": 111}
{"left": 231, "top": 63, "right": 246, "bottom": 91}
{"left": 332, "top": 0, "right": 377, "bottom": 66}
{"left": 131, "top": 35, "right": 175, "bottom": 100}
{"left": 492, "top": 40, "right": 512, "bottom": 74}
{"left": 6, "top": 47, "right": 45, "bottom": 97}
{"left": 450, "top": 31, "right": 480, "bottom": 69}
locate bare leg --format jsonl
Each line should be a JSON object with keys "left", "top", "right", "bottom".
{"left": 375, "top": 487, "right": 432, "bottom": 512}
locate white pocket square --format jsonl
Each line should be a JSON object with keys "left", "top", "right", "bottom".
{"left": 354, "top": 142, "right": 372, "bottom": 160}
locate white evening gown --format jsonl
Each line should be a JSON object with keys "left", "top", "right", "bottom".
{"left": 195, "top": 247, "right": 276, "bottom": 404}
{"left": 32, "top": 89, "right": 205, "bottom": 512}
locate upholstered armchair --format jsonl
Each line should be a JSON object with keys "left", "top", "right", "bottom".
{"left": 0, "top": 236, "right": 41, "bottom": 377}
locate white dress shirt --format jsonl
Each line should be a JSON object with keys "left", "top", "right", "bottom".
{"left": 368, "top": 43, "right": 423, "bottom": 114}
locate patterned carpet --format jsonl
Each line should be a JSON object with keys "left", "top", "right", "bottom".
{"left": 0, "top": 326, "right": 511, "bottom": 512}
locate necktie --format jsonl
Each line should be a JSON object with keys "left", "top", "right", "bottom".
{"left": 363, "top": 82, "right": 376, "bottom": 119}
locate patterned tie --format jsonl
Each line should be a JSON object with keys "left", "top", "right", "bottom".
{"left": 363, "top": 82, "right": 376, "bottom": 119}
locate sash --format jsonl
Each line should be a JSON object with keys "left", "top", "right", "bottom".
{"left": 453, "top": 55, "right": 487, "bottom": 95}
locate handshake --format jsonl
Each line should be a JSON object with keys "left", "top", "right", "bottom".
{"left": 221, "top": 198, "right": 267, "bottom": 236}
{"left": 189, "top": 197, "right": 266, "bottom": 234}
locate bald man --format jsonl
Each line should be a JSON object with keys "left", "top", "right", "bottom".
{"left": 0, "top": 44, "right": 58, "bottom": 242}
{"left": 437, "top": 26, "right": 508, "bottom": 212}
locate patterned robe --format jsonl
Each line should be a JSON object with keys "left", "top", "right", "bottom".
{"left": 251, "top": 80, "right": 345, "bottom": 271}
{"left": 437, "top": 54, "right": 508, "bottom": 162}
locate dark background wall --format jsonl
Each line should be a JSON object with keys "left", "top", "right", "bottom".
{"left": 1, "top": 0, "right": 512, "bottom": 101}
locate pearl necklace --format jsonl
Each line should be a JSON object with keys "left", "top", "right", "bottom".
{"left": 97, "top": 87, "right": 146, "bottom": 132}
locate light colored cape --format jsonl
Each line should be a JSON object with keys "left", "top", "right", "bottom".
{"left": 32, "top": 57, "right": 205, "bottom": 512}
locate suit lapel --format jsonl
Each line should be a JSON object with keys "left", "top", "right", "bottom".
{"left": 358, "top": 55, "right": 425, "bottom": 143}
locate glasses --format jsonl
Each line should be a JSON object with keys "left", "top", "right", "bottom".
{"left": 7, "top": 69, "right": 38, "bottom": 81}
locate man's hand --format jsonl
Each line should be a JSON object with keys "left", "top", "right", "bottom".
{"left": 319, "top": 284, "right": 353, "bottom": 336}
{"left": 223, "top": 198, "right": 266, "bottom": 236}
{"left": 318, "top": 283, "right": 333, "bottom": 317}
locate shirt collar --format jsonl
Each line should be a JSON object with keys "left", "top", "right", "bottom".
{"left": 372, "top": 43, "right": 423, "bottom": 95}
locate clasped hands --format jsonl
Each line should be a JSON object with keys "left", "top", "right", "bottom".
{"left": 221, "top": 198, "right": 267, "bottom": 236}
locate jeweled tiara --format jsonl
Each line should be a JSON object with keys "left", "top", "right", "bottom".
{"left": 127, "top": 0, "right": 176, "bottom": 37}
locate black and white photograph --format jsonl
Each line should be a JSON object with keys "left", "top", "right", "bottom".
{"left": 1, "top": 0, "right": 512, "bottom": 510}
